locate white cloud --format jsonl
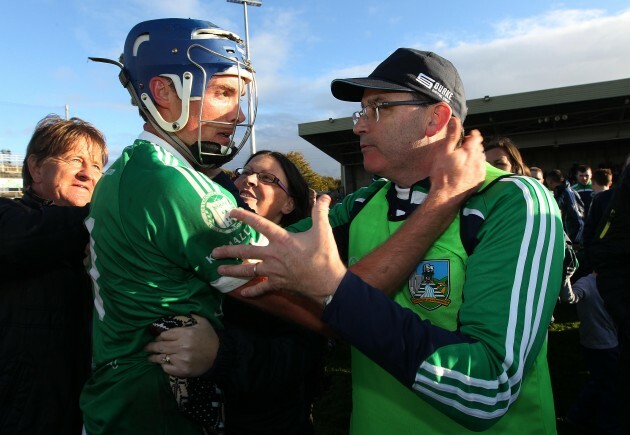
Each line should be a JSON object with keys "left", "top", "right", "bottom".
{"left": 493, "top": 8, "right": 605, "bottom": 38}
{"left": 246, "top": 7, "right": 630, "bottom": 176}
{"left": 249, "top": 10, "right": 299, "bottom": 83}
{"left": 438, "top": 8, "right": 630, "bottom": 98}
{"left": 39, "top": 3, "right": 630, "bottom": 178}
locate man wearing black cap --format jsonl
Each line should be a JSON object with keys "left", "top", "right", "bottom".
{"left": 210, "top": 48, "right": 565, "bottom": 433}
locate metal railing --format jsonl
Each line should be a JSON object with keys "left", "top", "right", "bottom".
{"left": 0, "top": 153, "right": 24, "bottom": 197}
{"left": 0, "top": 154, "right": 23, "bottom": 175}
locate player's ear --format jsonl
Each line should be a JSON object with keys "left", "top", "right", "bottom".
{"left": 425, "top": 103, "right": 452, "bottom": 138}
{"left": 149, "top": 77, "right": 174, "bottom": 109}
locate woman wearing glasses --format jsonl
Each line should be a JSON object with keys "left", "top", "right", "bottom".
{"left": 190, "top": 151, "right": 325, "bottom": 434}
{"left": 233, "top": 150, "right": 312, "bottom": 227}
{"left": 146, "top": 150, "right": 326, "bottom": 433}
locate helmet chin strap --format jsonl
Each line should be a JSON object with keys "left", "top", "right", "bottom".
{"left": 141, "top": 76, "right": 246, "bottom": 171}
{"left": 145, "top": 112, "right": 241, "bottom": 171}
{"left": 190, "top": 142, "right": 239, "bottom": 167}
{"left": 134, "top": 79, "right": 231, "bottom": 170}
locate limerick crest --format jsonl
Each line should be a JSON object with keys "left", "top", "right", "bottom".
{"left": 408, "top": 260, "right": 451, "bottom": 311}
{"left": 201, "top": 193, "right": 241, "bottom": 234}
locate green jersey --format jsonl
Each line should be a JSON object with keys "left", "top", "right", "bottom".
{"left": 294, "top": 164, "right": 564, "bottom": 433}
{"left": 80, "top": 133, "right": 264, "bottom": 434}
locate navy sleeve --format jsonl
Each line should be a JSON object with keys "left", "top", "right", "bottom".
{"left": 561, "top": 189, "right": 585, "bottom": 244}
{"left": 583, "top": 190, "right": 612, "bottom": 250}
{"left": 322, "top": 271, "right": 473, "bottom": 387}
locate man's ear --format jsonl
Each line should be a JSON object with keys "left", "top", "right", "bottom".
{"left": 425, "top": 103, "right": 452, "bottom": 138}
{"left": 148, "top": 77, "right": 173, "bottom": 109}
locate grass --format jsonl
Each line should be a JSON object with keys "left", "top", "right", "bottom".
{"left": 312, "top": 303, "right": 593, "bottom": 434}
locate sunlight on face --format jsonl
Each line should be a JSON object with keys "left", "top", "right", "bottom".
{"left": 175, "top": 75, "right": 247, "bottom": 147}
{"left": 33, "top": 139, "right": 103, "bottom": 206}
{"left": 234, "top": 154, "right": 293, "bottom": 225}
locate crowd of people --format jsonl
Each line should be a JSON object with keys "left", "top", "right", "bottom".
{"left": 1, "top": 16, "right": 628, "bottom": 435}
{"left": 481, "top": 140, "right": 629, "bottom": 434}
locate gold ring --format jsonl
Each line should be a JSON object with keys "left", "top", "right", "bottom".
{"left": 161, "top": 355, "right": 171, "bottom": 364}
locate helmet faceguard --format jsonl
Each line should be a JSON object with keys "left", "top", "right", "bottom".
{"left": 90, "top": 18, "right": 257, "bottom": 169}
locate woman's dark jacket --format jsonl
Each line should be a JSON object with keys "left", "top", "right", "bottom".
{"left": 0, "top": 191, "right": 92, "bottom": 435}
{"left": 211, "top": 298, "right": 325, "bottom": 435}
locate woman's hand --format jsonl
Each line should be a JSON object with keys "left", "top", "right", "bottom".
{"left": 145, "top": 314, "right": 220, "bottom": 377}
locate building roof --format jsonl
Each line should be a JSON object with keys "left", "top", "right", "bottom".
{"left": 299, "top": 78, "right": 630, "bottom": 165}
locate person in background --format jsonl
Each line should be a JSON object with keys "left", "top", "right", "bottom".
{"left": 530, "top": 166, "right": 544, "bottom": 183}
{"left": 590, "top": 168, "right": 612, "bottom": 195}
{"left": 579, "top": 168, "right": 614, "bottom": 277}
{"left": 164, "top": 150, "right": 325, "bottom": 434}
{"left": 572, "top": 164, "right": 593, "bottom": 215}
{"left": 0, "top": 114, "right": 107, "bottom": 434}
{"left": 234, "top": 151, "right": 309, "bottom": 227}
{"left": 583, "top": 168, "right": 613, "bottom": 246}
{"left": 560, "top": 272, "right": 620, "bottom": 434}
{"left": 588, "top": 156, "right": 630, "bottom": 434}
{"left": 483, "top": 136, "right": 531, "bottom": 176}
{"left": 545, "top": 169, "right": 585, "bottom": 246}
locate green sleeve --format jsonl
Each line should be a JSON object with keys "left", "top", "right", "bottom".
{"left": 139, "top": 162, "right": 262, "bottom": 293}
{"left": 286, "top": 180, "right": 389, "bottom": 234}
{"left": 412, "top": 175, "right": 564, "bottom": 428}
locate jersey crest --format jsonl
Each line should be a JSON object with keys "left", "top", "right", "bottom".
{"left": 201, "top": 193, "right": 241, "bottom": 233}
{"left": 408, "top": 260, "right": 451, "bottom": 311}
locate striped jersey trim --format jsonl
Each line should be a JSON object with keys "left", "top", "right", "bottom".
{"left": 152, "top": 144, "right": 223, "bottom": 199}
{"left": 412, "top": 176, "right": 559, "bottom": 418}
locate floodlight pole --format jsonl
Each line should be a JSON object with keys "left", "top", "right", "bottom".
{"left": 227, "top": 0, "right": 262, "bottom": 155}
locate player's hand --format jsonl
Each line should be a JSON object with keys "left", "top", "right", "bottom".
{"left": 212, "top": 195, "right": 346, "bottom": 303}
{"left": 428, "top": 117, "right": 485, "bottom": 203}
{"left": 145, "top": 314, "right": 219, "bottom": 377}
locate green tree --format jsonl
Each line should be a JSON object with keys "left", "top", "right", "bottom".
{"left": 320, "top": 176, "right": 342, "bottom": 192}
{"left": 285, "top": 151, "right": 340, "bottom": 193}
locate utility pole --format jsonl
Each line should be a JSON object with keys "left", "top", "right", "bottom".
{"left": 226, "top": 0, "right": 262, "bottom": 155}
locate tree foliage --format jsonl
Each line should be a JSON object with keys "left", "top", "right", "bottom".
{"left": 285, "top": 151, "right": 341, "bottom": 193}
{"left": 222, "top": 168, "right": 235, "bottom": 179}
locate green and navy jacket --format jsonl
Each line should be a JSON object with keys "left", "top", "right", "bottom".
{"left": 572, "top": 180, "right": 593, "bottom": 214}
{"left": 290, "top": 164, "right": 564, "bottom": 433}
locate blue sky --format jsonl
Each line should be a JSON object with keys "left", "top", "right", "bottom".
{"left": 1, "top": 0, "right": 629, "bottom": 175}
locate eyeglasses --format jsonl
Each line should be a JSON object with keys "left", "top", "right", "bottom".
{"left": 352, "top": 99, "right": 435, "bottom": 125}
{"left": 235, "top": 167, "right": 290, "bottom": 195}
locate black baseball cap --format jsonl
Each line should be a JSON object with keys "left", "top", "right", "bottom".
{"left": 331, "top": 48, "right": 467, "bottom": 121}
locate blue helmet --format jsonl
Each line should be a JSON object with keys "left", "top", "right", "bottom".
{"left": 123, "top": 18, "right": 252, "bottom": 104}
{"left": 91, "top": 18, "right": 257, "bottom": 168}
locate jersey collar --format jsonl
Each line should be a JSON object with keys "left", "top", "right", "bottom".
{"left": 138, "top": 131, "right": 195, "bottom": 170}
